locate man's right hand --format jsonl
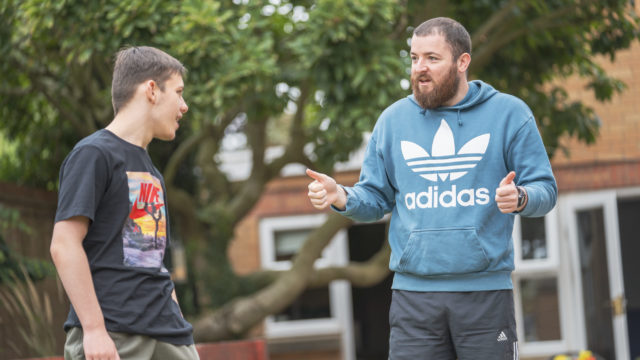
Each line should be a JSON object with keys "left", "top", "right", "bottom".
{"left": 83, "top": 328, "right": 120, "bottom": 360}
{"left": 306, "top": 169, "right": 347, "bottom": 210}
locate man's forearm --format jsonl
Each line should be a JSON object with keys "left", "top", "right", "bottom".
{"left": 51, "top": 222, "right": 106, "bottom": 332}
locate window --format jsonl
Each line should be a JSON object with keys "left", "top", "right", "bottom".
{"left": 513, "top": 207, "right": 567, "bottom": 357}
{"left": 520, "top": 277, "right": 561, "bottom": 342}
{"left": 520, "top": 216, "right": 547, "bottom": 260}
{"left": 259, "top": 214, "right": 355, "bottom": 359}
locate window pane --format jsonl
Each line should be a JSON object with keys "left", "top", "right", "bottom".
{"left": 520, "top": 216, "right": 547, "bottom": 260}
{"left": 520, "top": 277, "right": 561, "bottom": 341}
{"left": 577, "top": 208, "right": 615, "bottom": 360}
{"left": 274, "top": 229, "right": 310, "bottom": 261}
{"left": 274, "top": 287, "right": 331, "bottom": 322}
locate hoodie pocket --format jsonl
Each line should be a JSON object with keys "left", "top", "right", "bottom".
{"left": 397, "top": 227, "right": 489, "bottom": 276}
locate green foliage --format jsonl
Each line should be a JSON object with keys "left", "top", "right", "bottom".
{"left": 0, "top": 0, "right": 181, "bottom": 189}
{"left": 1, "top": 1, "right": 636, "bottom": 188}
{"left": 0, "top": 206, "right": 54, "bottom": 284}
{"left": 0, "top": 266, "right": 60, "bottom": 357}
{"left": 0, "top": 207, "right": 57, "bottom": 356}
{"left": 1, "top": 0, "right": 638, "bottom": 317}
{"left": 292, "top": 0, "right": 405, "bottom": 167}
{"left": 444, "top": 0, "right": 640, "bottom": 156}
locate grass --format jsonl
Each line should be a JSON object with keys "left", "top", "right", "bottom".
{"left": 0, "top": 266, "right": 62, "bottom": 358}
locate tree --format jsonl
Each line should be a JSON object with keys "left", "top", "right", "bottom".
{"left": 1, "top": 0, "right": 638, "bottom": 342}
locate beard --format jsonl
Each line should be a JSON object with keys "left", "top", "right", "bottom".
{"left": 412, "top": 63, "right": 460, "bottom": 109}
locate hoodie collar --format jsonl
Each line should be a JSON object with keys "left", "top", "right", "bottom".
{"left": 408, "top": 80, "right": 498, "bottom": 126}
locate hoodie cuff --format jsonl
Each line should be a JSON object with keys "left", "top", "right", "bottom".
{"left": 517, "top": 185, "right": 544, "bottom": 217}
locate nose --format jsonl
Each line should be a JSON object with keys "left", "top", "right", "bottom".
{"left": 180, "top": 99, "right": 188, "bottom": 114}
{"left": 413, "top": 59, "right": 428, "bottom": 73}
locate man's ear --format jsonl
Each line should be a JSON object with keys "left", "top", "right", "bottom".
{"left": 457, "top": 53, "right": 471, "bottom": 73}
{"left": 144, "top": 80, "right": 157, "bottom": 104}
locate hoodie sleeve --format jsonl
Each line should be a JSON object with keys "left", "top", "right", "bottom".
{"left": 333, "top": 134, "right": 395, "bottom": 222}
{"left": 507, "top": 116, "right": 558, "bottom": 217}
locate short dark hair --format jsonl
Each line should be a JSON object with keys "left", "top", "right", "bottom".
{"left": 413, "top": 17, "right": 471, "bottom": 60}
{"left": 111, "top": 46, "right": 186, "bottom": 114}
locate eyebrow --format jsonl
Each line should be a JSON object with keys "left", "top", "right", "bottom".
{"left": 410, "top": 51, "right": 441, "bottom": 57}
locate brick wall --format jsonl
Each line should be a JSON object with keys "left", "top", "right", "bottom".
{"left": 551, "top": 41, "right": 640, "bottom": 169}
{"left": 553, "top": 159, "right": 640, "bottom": 192}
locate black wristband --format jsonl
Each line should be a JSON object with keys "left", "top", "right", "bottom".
{"left": 516, "top": 186, "right": 527, "bottom": 209}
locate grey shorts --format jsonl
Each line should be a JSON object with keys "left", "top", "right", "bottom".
{"left": 389, "top": 289, "right": 518, "bottom": 360}
{"left": 64, "top": 327, "right": 200, "bottom": 360}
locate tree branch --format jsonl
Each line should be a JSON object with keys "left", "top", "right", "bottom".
{"left": 243, "top": 237, "right": 390, "bottom": 290}
{"left": 165, "top": 131, "right": 208, "bottom": 186}
{"left": 195, "top": 105, "right": 246, "bottom": 190}
{"left": 265, "top": 83, "right": 311, "bottom": 178}
{"left": 193, "top": 213, "right": 353, "bottom": 341}
{"left": 307, "top": 240, "right": 390, "bottom": 288}
{"left": 0, "top": 88, "right": 31, "bottom": 96}
{"left": 471, "top": 0, "right": 521, "bottom": 48}
{"left": 166, "top": 187, "right": 201, "bottom": 234}
{"left": 225, "top": 114, "right": 269, "bottom": 222}
{"left": 390, "top": 0, "right": 410, "bottom": 40}
{"left": 470, "top": 5, "right": 576, "bottom": 74}
{"left": 30, "top": 77, "right": 93, "bottom": 137}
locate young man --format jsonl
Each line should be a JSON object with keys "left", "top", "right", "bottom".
{"left": 307, "top": 18, "right": 557, "bottom": 359}
{"left": 50, "top": 46, "right": 198, "bottom": 360}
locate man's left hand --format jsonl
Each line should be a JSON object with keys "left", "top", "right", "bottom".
{"left": 495, "top": 171, "right": 519, "bottom": 213}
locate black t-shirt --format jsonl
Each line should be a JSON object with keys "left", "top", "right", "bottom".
{"left": 55, "top": 129, "right": 193, "bottom": 345}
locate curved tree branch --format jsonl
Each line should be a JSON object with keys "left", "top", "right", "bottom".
{"left": 166, "top": 186, "right": 204, "bottom": 241}
{"left": 471, "top": 0, "right": 521, "bottom": 48}
{"left": 31, "top": 78, "right": 94, "bottom": 137}
{"left": 307, "top": 240, "right": 390, "bottom": 288}
{"left": 223, "top": 84, "right": 313, "bottom": 226}
{"left": 265, "top": 83, "right": 311, "bottom": 178}
{"left": 165, "top": 130, "right": 209, "bottom": 186}
{"left": 225, "top": 115, "right": 268, "bottom": 223}
{"left": 390, "top": 0, "right": 410, "bottom": 40}
{"left": 470, "top": 5, "right": 575, "bottom": 74}
{"left": 243, "top": 237, "right": 390, "bottom": 290}
{"left": 193, "top": 212, "right": 353, "bottom": 341}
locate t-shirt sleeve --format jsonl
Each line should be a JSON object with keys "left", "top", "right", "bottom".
{"left": 54, "top": 145, "right": 110, "bottom": 223}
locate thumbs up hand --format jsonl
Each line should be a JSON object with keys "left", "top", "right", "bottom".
{"left": 495, "top": 171, "right": 519, "bottom": 213}
{"left": 306, "top": 169, "right": 347, "bottom": 210}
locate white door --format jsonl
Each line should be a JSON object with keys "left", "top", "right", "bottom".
{"left": 563, "top": 190, "right": 629, "bottom": 360}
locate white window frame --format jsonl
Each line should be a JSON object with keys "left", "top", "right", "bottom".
{"left": 259, "top": 214, "right": 355, "bottom": 360}
{"left": 512, "top": 206, "right": 571, "bottom": 357}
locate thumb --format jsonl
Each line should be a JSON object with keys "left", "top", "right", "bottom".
{"left": 500, "top": 171, "right": 516, "bottom": 187}
{"left": 306, "top": 168, "right": 325, "bottom": 183}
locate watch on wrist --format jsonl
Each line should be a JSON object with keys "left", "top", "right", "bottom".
{"left": 516, "top": 186, "right": 527, "bottom": 209}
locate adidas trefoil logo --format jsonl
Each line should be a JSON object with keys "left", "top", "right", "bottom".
{"left": 401, "top": 119, "right": 490, "bottom": 182}
{"left": 497, "top": 331, "right": 508, "bottom": 342}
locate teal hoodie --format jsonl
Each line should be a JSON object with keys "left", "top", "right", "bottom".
{"left": 337, "top": 80, "right": 557, "bottom": 292}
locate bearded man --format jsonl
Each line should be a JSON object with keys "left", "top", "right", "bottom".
{"left": 305, "top": 17, "right": 557, "bottom": 359}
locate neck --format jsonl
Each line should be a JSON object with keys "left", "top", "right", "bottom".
{"left": 105, "top": 107, "right": 153, "bottom": 149}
